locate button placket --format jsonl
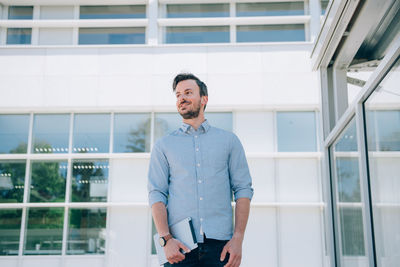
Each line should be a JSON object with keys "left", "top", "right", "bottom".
{"left": 194, "top": 134, "right": 205, "bottom": 231}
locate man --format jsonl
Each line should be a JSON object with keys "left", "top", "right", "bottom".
{"left": 148, "top": 73, "right": 253, "bottom": 267}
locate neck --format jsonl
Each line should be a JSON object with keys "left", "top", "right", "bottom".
{"left": 182, "top": 113, "right": 205, "bottom": 131}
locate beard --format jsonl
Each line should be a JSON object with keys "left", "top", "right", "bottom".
{"left": 178, "top": 100, "right": 201, "bottom": 119}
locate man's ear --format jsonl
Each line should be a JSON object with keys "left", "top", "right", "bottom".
{"left": 201, "top": 95, "right": 208, "bottom": 107}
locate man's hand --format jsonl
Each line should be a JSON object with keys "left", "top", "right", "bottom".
{"left": 220, "top": 235, "right": 243, "bottom": 267}
{"left": 164, "top": 238, "right": 191, "bottom": 264}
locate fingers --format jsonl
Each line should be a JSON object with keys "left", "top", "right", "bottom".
{"left": 224, "top": 253, "right": 241, "bottom": 267}
{"left": 220, "top": 246, "right": 228, "bottom": 262}
{"left": 178, "top": 242, "right": 191, "bottom": 253}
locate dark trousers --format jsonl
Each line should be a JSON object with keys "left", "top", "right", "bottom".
{"left": 164, "top": 236, "right": 230, "bottom": 267}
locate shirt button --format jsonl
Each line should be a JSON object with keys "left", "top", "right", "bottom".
{"left": 197, "top": 163, "right": 200, "bottom": 167}
{"left": 198, "top": 180, "right": 202, "bottom": 183}
{"left": 200, "top": 197, "right": 203, "bottom": 200}
{"left": 200, "top": 218, "right": 203, "bottom": 221}
{"left": 194, "top": 135, "right": 198, "bottom": 138}
{"left": 196, "top": 148, "right": 199, "bottom": 151}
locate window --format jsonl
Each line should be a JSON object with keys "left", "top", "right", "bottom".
{"left": 113, "top": 113, "right": 151, "bottom": 153}
{"left": 73, "top": 114, "right": 110, "bottom": 153}
{"left": 236, "top": 2, "right": 305, "bottom": 17}
{"left": 165, "top": 26, "right": 230, "bottom": 44}
{"left": 277, "top": 112, "right": 317, "bottom": 152}
{"left": 0, "top": 161, "right": 26, "bottom": 203}
{"left": 206, "top": 113, "right": 232, "bottom": 132}
{"left": 0, "top": 209, "right": 22, "bottom": 255}
{"left": 29, "top": 161, "right": 68, "bottom": 203}
{"left": 166, "top": 4, "right": 229, "bottom": 18}
{"left": 79, "top": 27, "right": 146, "bottom": 45}
{"left": 237, "top": 24, "right": 305, "bottom": 43}
{"left": 154, "top": 113, "right": 181, "bottom": 143}
{"left": 67, "top": 208, "right": 107, "bottom": 255}
{"left": 24, "top": 208, "right": 64, "bottom": 255}
{"left": 320, "top": 0, "right": 330, "bottom": 15}
{"left": 39, "top": 28, "right": 73, "bottom": 45}
{"left": 6, "top": 28, "right": 32, "bottom": 45}
{"left": 0, "top": 114, "right": 30, "bottom": 154}
{"left": 71, "top": 160, "right": 109, "bottom": 202}
{"left": 32, "top": 114, "right": 70, "bottom": 153}
{"left": 40, "top": 6, "right": 74, "bottom": 19}
{"left": 80, "top": 5, "right": 146, "bottom": 19}
{"left": 8, "top": 6, "right": 33, "bottom": 19}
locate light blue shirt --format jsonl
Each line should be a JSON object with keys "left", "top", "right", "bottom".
{"left": 148, "top": 120, "right": 253, "bottom": 243}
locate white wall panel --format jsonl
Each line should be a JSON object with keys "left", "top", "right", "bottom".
{"left": 21, "top": 257, "right": 61, "bottom": 267}
{"left": 0, "top": 259, "right": 18, "bottom": 267}
{"left": 39, "top": 28, "right": 73, "bottom": 45}
{"left": 280, "top": 208, "right": 323, "bottom": 267}
{"left": 43, "top": 75, "right": 70, "bottom": 107}
{"left": 242, "top": 207, "right": 277, "bottom": 267}
{"left": 0, "top": 75, "right": 44, "bottom": 107}
{"left": 235, "top": 111, "right": 274, "bottom": 153}
{"left": 63, "top": 257, "right": 104, "bottom": 267}
{"left": 261, "top": 49, "right": 311, "bottom": 73}
{"left": 68, "top": 76, "right": 99, "bottom": 107}
{"left": 277, "top": 158, "right": 320, "bottom": 202}
{"left": 247, "top": 158, "right": 275, "bottom": 202}
{"left": 0, "top": 49, "right": 46, "bottom": 75}
{"left": 40, "top": 6, "right": 74, "bottom": 20}
{"left": 150, "top": 74, "right": 181, "bottom": 107}
{"left": 107, "top": 207, "right": 149, "bottom": 267}
{"left": 110, "top": 159, "right": 149, "bottom": 202}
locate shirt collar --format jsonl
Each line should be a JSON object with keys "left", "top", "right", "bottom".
{"left": 180, "top": 119, "right": 211, "bottom": 134}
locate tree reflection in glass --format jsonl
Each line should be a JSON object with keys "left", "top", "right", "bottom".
{"left": 29, "top": 161, "right": 67, "bottom": 202}
{"left": 0, "top": 114, "right": 29, "bottom": 154}
{"left": 0, "top": 209, "right": 22, "bottom": 255}
{"left": 0, "top": 161, "right": 26, "bottom": 203}
{"left": 113, "top": 113, "right": 151, "bottom": 153}
{"left": 24, "top": 207, "right": 64, "bottom": 255}
{"left": 71, "top": 160, "right": 109, "bottom": 202}
{"left": 67, "top": 208, "right": 106, "bottom": 255}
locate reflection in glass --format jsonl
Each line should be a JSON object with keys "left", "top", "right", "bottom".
{"left": 71, "top": 160, "right": 109, "bottom": 202}
{"left": 73, "top": 114, "right": 110, "bottom": 153}
{"left": 154, "top": 113, "right": 181, "bottom": 143}
{"left": 0, "top": 114, "right": 30, "bottom": 154}
{"left": 24, "top": 208, "right": 64, "bottom": 255}
{"left": 332, "top": 119, "right": 367, "bottom": 263}
{"left": 166, "top": 4, "right": 229, "bottom": 18}
{"left": 237, "top": 24, "right": 305, "bottom": 42}
{"left": 206, "top": 113, "right": 232, "bottom": 132}
{"left": 8, "top": 6, "right": 33, "bottom": 19}
{"left": 32, "top": 114, "right": 70, "bottom": 154}
{"left": 67, "top": 208, "right": 106, "bottom": 255}
{"left": 30, "top": 161, "right": 67, "bottom": 202}
{"left": 6, "top": 28, "right": 32, "bottom": 45}
{"left": 0, "top": 209, "right": 22, "bottom": 255}
{"left": 166, "top": 26, "right": 229, "bottom": 44}
{"left": 79, "top": 27, "right": 145, "bottom": 45}
{"left": 321, "top": 0, "right": 330, "bottom": 15}
{"left": 113, "top": 113, "right": 151, "bottom": 153}
{"left": 237, "top": 2, "right": 304, "bottom": 16}
{"left": 277, "top": 111, "right": 317, "bottom": 152}
{"left": 364, "top": 58, "right": 400, "bottom": 266}
{"left": 80, "top": 5, "right": 146, "bottom": 19}
{"left": 0, "top": 161, "right": 26, "bottom": 203}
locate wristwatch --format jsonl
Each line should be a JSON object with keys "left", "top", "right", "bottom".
{"left": 159, "top": 233, "right": 173, "bottom": 247}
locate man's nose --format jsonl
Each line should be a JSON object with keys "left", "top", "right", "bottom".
{"left": 177, "top": 94, "right": 187, "bottom": 101}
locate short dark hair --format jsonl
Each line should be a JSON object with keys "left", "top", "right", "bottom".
{"left": 172, "top": 73, "right": 208, "bottom": 111}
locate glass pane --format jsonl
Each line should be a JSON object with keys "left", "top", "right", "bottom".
{"left": 206, "top": 112, "right": 232, "bottom": 132}
{"left": 29, "top": 161, "right": 68, "bottom": 203}
{"left": 237, "top": 24, "right": 305, "bottom": 42}
{"left": 40, "top": 6, "right": 74, "bottom": 20}
{"left": 154, "top": 113, "right": 181, "bottom": 143}
{"left": 0, "top": 209, "right": 22, "bottom": 255}
{"left": 67, "top": 208, "right": 106, "bottom": 255}
{"left": 73, "top": 114, "right": 110, "bottom": 153}
{"left": 277, "top": 111, "right": 317, "bottom": 152}
{"left": 71, "top": 160, "right": 109, "bottom": 202}
{"left": 165, "top": 26, "right": 230, "bottom": 44}
{"left": 151, "top": 218, "right": 156, "bottom": 254}
{"left": 24, "top": 207, "right": 64, "bottom": 255}
{"left": 365, "top": 58, "right": 400, "bottom": 266}
{"left": 113, "top": 113, "right": 151, "bottom": 153}
{"left": 32, "top": 114, "right": 70, "bottom": 154}
{"left": 6, "top": 28, "right": 32, "bottom": 45}
{"left": 321, "top": 0, "right": 330, "bottom": 15}
{"left": 237, "top": 2, "right": 304, "bottom": 16}
{"left": 8, "top": 6, "right": 33, "bottom": 19}
{"left": 166, "top": 4, "right": 229, "bottom": 18}
{"left": 80, "top": 5, "right": 146, "bottom": 19}
{"left": 0, "top": 161, "right": 26, "bottom": 203}
{"left": 0, "top": 114, "right": 30, "bottom": 154}
{"left": 79, "top": 27, "right": 145, "bottom": 45}
{"left": 332, "top": 119, "right": 368, "bottom": 265}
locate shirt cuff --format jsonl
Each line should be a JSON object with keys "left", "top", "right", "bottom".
{"left": 234, "top": 188, "right": 254, "bottom": 201}
{"left": 149, "top": 191, "right": 168, "bottom": 207}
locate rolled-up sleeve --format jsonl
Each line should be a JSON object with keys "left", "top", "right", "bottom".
{"left": 228, "top": 134, "right": 254, "bottom": 201}
{"left": 148, "top": 142, "right": 170, "bottom": 207}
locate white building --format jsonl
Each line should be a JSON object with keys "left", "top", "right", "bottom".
{"left": 0, "top": 1, "right": 398, "bottom": 267}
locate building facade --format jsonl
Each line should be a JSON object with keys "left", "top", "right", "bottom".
{"left": 0, "top": 0, "right": 397, "bottom": 267}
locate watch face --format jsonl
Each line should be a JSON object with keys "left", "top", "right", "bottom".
{"left": 159, "top": 237, "right": 166, "bottom": 247}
